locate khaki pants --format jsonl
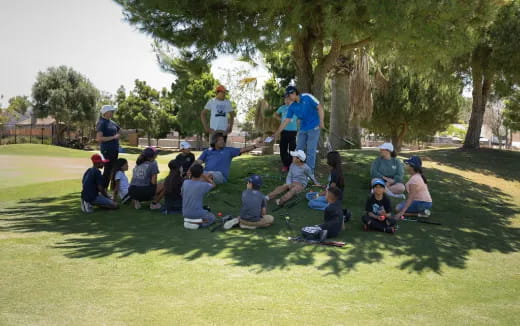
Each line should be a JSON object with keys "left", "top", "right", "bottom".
{"left": 268, "top": 183, "right": 305, "bottom": 205}
{"left": 240, "top": 215, "right": 274, "bottom": 228}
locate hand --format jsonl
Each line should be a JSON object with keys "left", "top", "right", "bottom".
{"left": 208, "top": 128, "right": 215, "bottom": 134}
{"left": 113, "top": 134, "right": 120, "bottom": 140}
{"left": 319, "top": 122, "right": 325, "bottom": 129}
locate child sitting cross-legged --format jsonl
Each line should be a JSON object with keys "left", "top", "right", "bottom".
{"left": 223, "top": 175, "right": 274, "bottom": 230}
{"left": 266, "top": 150, "right": 320, "bottom": 206}
{"left": 319, "top": 186, "right": 345, "bottom": 238}
{"left": 182, "top": 164, "right": 216, "bottom": 229}
{"left": 362, "top": 178, "right": 396, "bottom": 234}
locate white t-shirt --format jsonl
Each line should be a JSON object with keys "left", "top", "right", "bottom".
{"left": 115, "top": 171, "right": 129, "bottom": 199}
{"left": 204, "top": 98, "right": 233, "bottom": 131}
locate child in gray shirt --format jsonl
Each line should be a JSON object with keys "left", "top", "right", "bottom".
{"left": 266, "top": 150, "right": 320, "bottom": 206}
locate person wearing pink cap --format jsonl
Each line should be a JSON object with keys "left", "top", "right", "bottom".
{"left": 80, "top": 154, "right": 118, "bottom": 213}
{"left": 201, "top": 85, "right": 235, "bottom": 146}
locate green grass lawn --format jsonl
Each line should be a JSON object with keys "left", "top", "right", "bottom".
{"left": 0, "top": 145, "right": 519, "bottom": 325}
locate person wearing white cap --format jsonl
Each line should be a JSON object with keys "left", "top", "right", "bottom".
{"left": 266, "top": 149, "right": 320, "bottom": 206}
{"left": 370, "top": 142, "right": 405, "bottom": 198}
{"left": 95, "top": 105, "right": 120, "bottom": 189}
{"left": 174, "top": 141, "right": 195, "bottom": 177}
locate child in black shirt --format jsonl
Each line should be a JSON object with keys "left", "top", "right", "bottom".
{"left": 362, "top": 178, "right": 396, "bottom": 234}
{"left": 320, "top": 186, "right": 344, "bottom": 238}
{"left": 175, "top": 141, "right": 196, "bottom": 177}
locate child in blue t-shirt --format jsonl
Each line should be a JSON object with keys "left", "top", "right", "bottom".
{"left": 81, "top": 154, "right": 118, "bottom": 213}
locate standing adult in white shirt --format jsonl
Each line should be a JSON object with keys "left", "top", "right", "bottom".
{"left": 201, "top": 85, "right": 235, "bottom": 147}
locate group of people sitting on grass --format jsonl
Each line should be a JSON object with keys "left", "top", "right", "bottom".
{"left": 81, "top": 133, "right": 432, "bottom": 237}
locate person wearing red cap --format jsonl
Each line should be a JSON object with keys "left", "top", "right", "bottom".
{"left": 80, "top": 154, "right": 118, "bottom": 213}
{"left": 200, "top": 85, "right": 235, "bottom": 146}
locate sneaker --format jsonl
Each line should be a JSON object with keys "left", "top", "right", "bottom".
{"left": 386, "top": 189, "right": 406, "bottom": 199}
{"left": 275, "top": 199, "right": 281, "bottom": 206}
{"left": 343, "top": 209, "right": 351, "bottom": 223}
{"left": 184, "top": 222, "right": 200, "bottom": 230}
{"left": 239, "top": 223, "right": 256, "bottom": 229}
{"left": 264, "top": 195, "right": 270, "bottom": 201}
{"left": 121, "top": 195, "right": 130, "bottom": 205}
{"left": 134, "top": 200, "right": 141, "bottom": 210}
{"left": 418, "top": 209, "right": 431, "bottom": 218}
{"left": 319, "top": 229, "right": 328, "bottom": 242}
{"left": 150, "top": 202, "right": 162, "bottom": 210}
{"left": 184, "top": 218, "right": 203, "bottom": 223}
{"left": 223, "top": 217, "right": 240, "bottom": 230}
{"left": 81, "top": 199, "right": 93, "bottom": 213}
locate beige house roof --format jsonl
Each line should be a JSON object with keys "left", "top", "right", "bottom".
{"left": 16, "top": 117, "right": 56, "bottom": 126}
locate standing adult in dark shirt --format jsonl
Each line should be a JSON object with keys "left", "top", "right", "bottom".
{"left": 96, "top": 105, "right": 120, "bottom": 189}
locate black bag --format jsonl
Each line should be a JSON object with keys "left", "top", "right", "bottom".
{"left": 301, "top": 225, "right": 323, "bottom": 240}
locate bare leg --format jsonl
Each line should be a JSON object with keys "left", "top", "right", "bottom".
{"left": 267, "top": 184, "right": 290, "bottom": 200}
{"left": 388, "top": 183, "right": 405, "bottom": 194}
{"left": 279, "top": 183, "right": 304, "bottom": 205}
{"left": 153, "top": 182, "right": 165, "bottom": 203}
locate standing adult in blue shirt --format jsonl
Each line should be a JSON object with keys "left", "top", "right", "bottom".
{"left": 272, "top": 86, "right": 324, "bottom": 171}
{"left": 96, "top": 105, "right": 120, "bottom": 189}
{"left": 194, "top": 132, "right": 262, "bottom": 184}
{"left": 276, "top": 95, "right": 298, "bottom": 172}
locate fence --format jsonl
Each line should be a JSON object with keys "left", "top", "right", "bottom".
{"left": 0, "top": 124, "right": 55, "bottom": 145}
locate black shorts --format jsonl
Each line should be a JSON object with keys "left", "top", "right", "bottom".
{"left": 129, "top": 184, "right": 156, "bottom": 201}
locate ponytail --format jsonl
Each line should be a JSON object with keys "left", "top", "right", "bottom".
{"left": 390, "top": 150, "right": 397, "bottom": 158}
{"left": 415, "top": 166, "right": 428, "bottom": 184}
{"left": 136, "top": 154, "right": 146, "bottom": 166}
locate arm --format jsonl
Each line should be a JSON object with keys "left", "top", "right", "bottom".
{"left": 150, "top": 174, "right": 158, "bottom": 185}
{"left": 306, "top": 166, "right": 320, "bottom": 185}
{"left": 394, "top": 160, "right": 404, "bottom": 183}
{"left": 273, "top": 118, "right": 292, "bottom": 138}
{"left": 239, "top": 143, "right": 260, "bottom": 154}
{"left": 96, "top": 131, "right": 119, "bottom": 143}
{"left": 370, "top": 159, "right": 384, "bottom": 179}
{"left": 200, "top": 109, "right": 213, "bottom": 134}
{"left": 98, "top": 184, "right": 110, "bottom": 198}
{"left": 396, "top": 184, "right": 417, "bottom": 216}
{"left": 226, "top": 110, "right": 235, "bottom": 133}
{"left": 317, "top": 103, "right": 325, "bottom": 129}
{"left": 113, "top": 179, "right": 120, "bottom": 199}
{"left": 201, "top": 174, "right": 216, "bottom": 189}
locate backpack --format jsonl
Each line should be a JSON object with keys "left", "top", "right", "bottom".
{"left": 301, "top": 225, "right": 323, "bottom": 240}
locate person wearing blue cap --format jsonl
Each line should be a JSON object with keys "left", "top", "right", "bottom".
{"left": 223, "top": 174, "right": 274, "bottom": 229}
{"left": 395, "top": 156, "right": 432, "bottom": 218}
{"left": 128, "top": 147, "right": 164, "bottom": 210}
{"left": 362, "top": 178, "right": 396, "bottom": 234}
{"left": 271, "top": 86, "right": 324, "bottom": 171}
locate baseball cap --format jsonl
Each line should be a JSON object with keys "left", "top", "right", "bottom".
{"left": 247, "top": 174, "right": 263, "bottom": 188}
{"left": 379, "top": 142, "right": 394, "bottom": 152}
{"left": 91, "top": 153, "right": 109, "bottom": 164}
{"left": 215, "top": 85, "right": 227, "bottom": 93}
{"left": 290, "top": 149, "right": 306, "bottom": 161}
{"left": 100, "top": 105, "right": 116, "bottom": 114}
{"left": 284, "top": 85, "right": 298, "bottom": 97}
{"left": 404, "top": 156, "right": 422, "bottom": 168}
{"left": 142, "top": 147, "right": 157, "bottom": 158}
{"left": 371, "top": 178, "right": 386, "bottom": 188}
{"left": 180, "top": 141, "right": 191, "bottom": 150}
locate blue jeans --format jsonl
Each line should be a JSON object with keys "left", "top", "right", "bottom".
{"left": 92, "top": 195, "right": 115, "bottom": 207}
{"left": 306, "top": 192, "right": 329, "bottom": 211}
{"left": 296, "top": 127, "right": 320, "bottom": 171}
{"left": 396, "top": 201, "right": 432, "bottom": 213}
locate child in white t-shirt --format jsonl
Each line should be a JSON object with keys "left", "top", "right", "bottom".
{"left": 112, "top": 158, "right": 130, "bottom": 203}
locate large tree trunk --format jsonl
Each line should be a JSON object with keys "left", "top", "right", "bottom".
{"left": 463, "top": 47, "right": 493, "bottom": 150}
{"left": 330, "top": 74, "right": 349, "bottom": 150}
{"left": 347, "top": 115, "right": 362, "bottom": 149}
{"left": 391, "top": 122, "right": 408, "bottom": 152}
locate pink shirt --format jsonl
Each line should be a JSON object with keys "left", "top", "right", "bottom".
{"left": 406, "top": 174, "right": 432, "bottom": 202}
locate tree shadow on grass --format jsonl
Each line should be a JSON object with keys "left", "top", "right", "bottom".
{"left": 408, "top": 148, "right": 520, "bottom": 182}
{"left": 0, "top": 152, "right": 519, "bottom": 276}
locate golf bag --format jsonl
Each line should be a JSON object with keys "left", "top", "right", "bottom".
{"left": 361, "top": 215, "right": 396, "bottom": 233}
{"left": 301, "top": 225, "right": 327, "bottom": 241}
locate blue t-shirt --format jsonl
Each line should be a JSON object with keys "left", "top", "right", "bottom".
{"left": 182, "top": 179, "right": 213, "bottom": 218}
{"left": 286, "top": 93, "right": 320, "bottom": 131}
{"left": 198, "top": 147, "right": 241, "bottom": 181}
{"left": 276, "top": 105, "right": 298, "bottom": 131}
{"left": 81, "top": 167, "right": 103, "bottom": 203}
{"left": 96, "top": 118, "right": 120, "bottom": 153}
